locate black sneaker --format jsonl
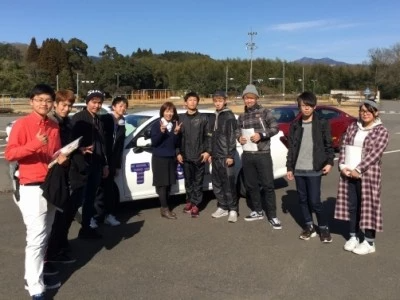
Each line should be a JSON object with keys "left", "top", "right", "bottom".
{"left": 47, "top": 252, "right": 77, "bottom": 264}
{"left": 43, "top": 262, "right": 59, "bottom": 275}
{"left": 78, "top": 227, "right": 102, "bottom": 239}
{"left": 299, "top": 225, "right": 317, "bottom": 240}
{"left": 319, "top": 227, "right": 333, "bottom": 243}
{"left": 44, "top": 275, "right": 61, "bottom": 290}
{"left": 26, "top": 276, "right": 61, "bottom": 291}
{"left": 32, "top": 293, "right": 45, "bottom": 300}
{"left": 268, "top": 217, "right": 282, "bottom": 229}
{"left": 244, "top": 211, "right": 264, "bottom": 221}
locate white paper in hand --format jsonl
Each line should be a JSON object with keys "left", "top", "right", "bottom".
{"left": 344, "top": 145, "right": 362, "bottom": 170}
{"left": 48, "top": 136, "right": 83, "bottom": 168}
{"left": 241, "top": 128, "right": 258, "bottom": 151}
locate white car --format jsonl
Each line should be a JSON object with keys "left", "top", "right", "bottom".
{"left": 114, "top": 110, "right": 288, "bottom": 203}
{"left": 5, "top": 103, "right": 113, "bottom": 142}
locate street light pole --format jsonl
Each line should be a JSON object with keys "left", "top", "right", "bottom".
{"left": 311, "top": 79, "right": 317, "bottom": 93}
{"left": 302, "top": 66, "right": 305, "bottom": 92}
{"left": 246, "top": 30, "right": 257, "bottom": 84}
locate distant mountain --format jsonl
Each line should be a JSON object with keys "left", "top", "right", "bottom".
{"left": 294, "top": 57, "right": 348, "bottom": 66}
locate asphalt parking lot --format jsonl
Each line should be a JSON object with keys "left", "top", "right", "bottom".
{"left": 0, "top": 101, "right": 400, "bottom": 299}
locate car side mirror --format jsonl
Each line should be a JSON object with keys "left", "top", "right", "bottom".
{"left": 136, "top": 136, "right": 151, "bottom": 148}
{"left": 144, "top": 128, "right": 151, "bottom": 139}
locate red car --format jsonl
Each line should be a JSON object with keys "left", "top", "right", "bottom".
{"left": 271, "top": 105, "right": 357, "bottom": 150}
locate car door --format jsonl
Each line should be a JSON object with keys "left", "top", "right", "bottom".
{"left": 315, "top": 107, "right": 343, "bottom": 147}
{"left": 120, "top": 118, "right": 157, "bottom": 201}
{"left": 119, "top": 117, "right": 187, "bottom": 201}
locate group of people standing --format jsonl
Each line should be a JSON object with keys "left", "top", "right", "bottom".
{"left": 5, "top": 85, "right": 128, "bottom": 299}
{"left": 152, "top": 84, "right": 388, "bottom": 258}
{"left": 6, "top": 82, "right": 388, "bottom": 299}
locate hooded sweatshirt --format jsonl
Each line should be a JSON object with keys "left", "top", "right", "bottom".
{"left": 339, "top": 118, "right": 383, "bottom": 171}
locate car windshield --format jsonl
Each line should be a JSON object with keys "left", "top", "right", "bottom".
{"left": 271, "top": 107, "right": 298, "bottom": 123}
{"left": 125, "top": 114, "right": 152, "bottom": 136}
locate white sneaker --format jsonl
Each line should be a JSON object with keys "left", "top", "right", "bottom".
{"left": 90, "top": 217, "right": 98, "bottom": 229}
{"left": 104, "top": 214, "right": 121, "bottom": 226}
{"left": 352, "top": 240, "right": 376, "bottom": 255}
{"left": 228, "top": 211, "right": 238, "bottom": 223}
{"left": 344, "top": 236, "right": 359, "bottom": 251}
{"left": 211, "top": 208, "right": 229, "bottom": 218}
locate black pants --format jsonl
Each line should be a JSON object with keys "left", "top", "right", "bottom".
{"left": 81, "top": 162, "right": 102, "bottom": 229}
{"left": 183, "top": 160, "right": 205, "bottom": 206}
{"left": 156, "top": 186, "right": 172, "bottom": 208}
{"left": 94, "top": 172, "right": 118, "bottom": 221}
{"left": 242, "top": 152, "right": 277, "bottom": 219}
{"left": 212, "top": 158, "right": 237, "bottom": 211}
{"left": 46, "top": 187, "right": 83, "bottom": 258}
{"left": 348, "top": 178, "right": 376, "bottom": 239}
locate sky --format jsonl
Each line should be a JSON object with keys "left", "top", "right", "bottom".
{"left": 2, "top": 0, "right": 400, "bottom": 64}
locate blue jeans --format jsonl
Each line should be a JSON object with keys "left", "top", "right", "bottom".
{"left": 295, "top": 175, "right": 327, "bottom": 227}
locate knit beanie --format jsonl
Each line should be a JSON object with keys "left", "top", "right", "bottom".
{"left": 86, "top": 90, "right": 105, "bottom": 103}
{"left": 242, "top": 84, "right": 259, "bottom": 98}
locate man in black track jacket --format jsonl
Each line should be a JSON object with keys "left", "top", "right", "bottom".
{"left": 209, "top": 91, "right": 239, "bottom": 223}
{"left": 177, "top": 92, "right": 211, "bottom": 218}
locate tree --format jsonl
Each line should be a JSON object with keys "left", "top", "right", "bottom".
{"left": 65, "top": 38, "right": 89, "bottom": 72}
{"left": 26, "top": 38, "right": 40, "bottom": 63}
{"left": 0, "top": 43, "right": 22, "bottom": 62}
{"left": 37, "top": 39, "right": 69, "bottom": 86}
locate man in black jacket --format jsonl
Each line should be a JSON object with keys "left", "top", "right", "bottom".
{"left": 209, "top": 91, "right": 239, "bottom": 222}
{"left": 177, "top": 92, "right": 211, "bottom": 217}
{"left": 71, "top": 90, "right": 109, "bottom": 239}
{"left": 93, "top": 96, "right": 127, "bottom": 227}
{"left": 286, "top": 91, "right": 334, "bottom": 243}
{"left": 45, "top": 89, "right": 77, "bottom": 267}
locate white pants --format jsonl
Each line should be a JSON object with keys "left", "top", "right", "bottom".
{"left": 18, "top": 185, "right": 55, "bottom": 296}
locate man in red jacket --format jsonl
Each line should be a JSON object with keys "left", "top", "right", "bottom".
{"left": 5, "top": 84, "right": 67, "bottom": 300}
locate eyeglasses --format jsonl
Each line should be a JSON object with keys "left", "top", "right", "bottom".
{"left": 33, "top": 98, "right": 54, "bottom": 104}
{"left": 359, "top": 109, "right": 373, "bottom": 115}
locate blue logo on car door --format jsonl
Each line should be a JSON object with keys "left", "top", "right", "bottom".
{"left": 131, "top": 163, "right": 150, "bottom": 184}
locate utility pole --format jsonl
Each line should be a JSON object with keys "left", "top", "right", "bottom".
{"left": 302, "top": 66, "right": 305, "bottom": 92}
{"left": 282, "top": 61, "right": 285, "bottom": 96}
{"left": 225, "top": 66, "right": 228, "bottom": 94}
{"left": 246, "top": 30, "right": 257, "bottom": 84}
{"left": 115, "top": 73, "right": 120, "bottom": 89}
{"left": 76, "top": 73, "right": 79, "bottom": 99}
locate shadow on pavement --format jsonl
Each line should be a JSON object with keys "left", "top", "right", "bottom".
{"left": 281, "top": 192, "right": 348, "bottom": 239}
{"left": 46, "top": 205, "right": 144, "bottom": 299}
